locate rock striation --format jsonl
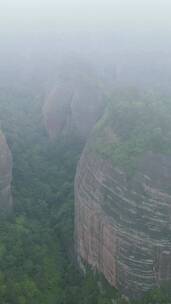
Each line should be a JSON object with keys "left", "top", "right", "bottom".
{"left": 43, "top": 60, "right": 106, "bottom": 139}
{"left": 75, "top": 90, "right": 171, "bottom": 298}
{"left": 0, "top": 130, "right": 12, "bottom": 210}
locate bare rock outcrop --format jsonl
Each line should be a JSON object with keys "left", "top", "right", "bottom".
{"left": 75, "top": 91, "right": 171, "bottom": 298}
{"left": 0, "top": 130, "right": 12, "bottom": 210}
{"left": 43, "top": 60, "right": 106, "bottom": 139}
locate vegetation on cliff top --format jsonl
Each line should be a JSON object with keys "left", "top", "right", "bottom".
{"left": 91, "top": 89, "right": 171, "bottom": 175}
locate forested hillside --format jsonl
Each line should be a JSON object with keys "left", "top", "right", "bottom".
{"left": 0, "top": 85, "right": 170, "bottom": 303}
{"left": 0, "top": 86, "right": 120, "bottom": 303}
{"left": 0, "top": 0, "right": 171, "bottom": 302}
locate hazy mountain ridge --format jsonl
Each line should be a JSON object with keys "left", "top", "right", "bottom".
{"left": 43, "top": 60, "right": 106, "bottom": 139}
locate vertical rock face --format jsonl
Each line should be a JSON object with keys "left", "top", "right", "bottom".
{"left": 0, "top": 131, "right": 12, "bottom": 210}
{"left": 43, "top": 60, "right": 106, "bottom": 139}
{"left": 75, "top": 91, "right": 171, "bottom": 298}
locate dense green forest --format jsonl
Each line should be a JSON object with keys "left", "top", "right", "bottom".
{"left": 0, "top": 88, "right": 120, "bottom": 304}
{"left": 92, "top": 90, "right": 171, "bottom": 177}
{"left": 0, "top": 87, "right": 170, "bottom": 303}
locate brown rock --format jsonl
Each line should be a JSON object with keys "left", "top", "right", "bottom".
{"left": 43, "top": 61, "right": 106, "bottom": 139}
{"left": 75, "top": 148, "right": 171, "bottom": 298}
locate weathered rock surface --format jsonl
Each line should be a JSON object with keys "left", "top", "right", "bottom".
{"left": 75, "top": 92, "right": 171, "bottom": 298}
{"left": 0, "top": 130, "right": 12, "bottom": 210}
{"left": 43, "top": 61, "right": 106, "bottom": 139}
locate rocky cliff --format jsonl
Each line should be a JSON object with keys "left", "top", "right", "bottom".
{"left": 75, "top": 90, "right": 171, "bottom": 298}
{"left": 43, "top": 60, "right": 106, "bottom": 139}
{"left": 0, "top": 130, "right": 12, "bottom": 210}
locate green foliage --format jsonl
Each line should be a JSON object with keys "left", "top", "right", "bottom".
{"left": 0, "top": 86, "right": 170, "bottom": 303}
{"left": 92, "top": 89, "right": 171, "bottom": 176}
{"left": 0, "top": 88, "right": 116, "bottom": 303}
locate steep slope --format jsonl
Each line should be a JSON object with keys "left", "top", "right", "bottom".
{"left": 43, "top": 60, "right": 106, "bottom": 139}
{"left": 0, "top": 130, "right": 12, "bottom": 210}
{"left": 75, "top": 90, "right": 171, "bottom": 298}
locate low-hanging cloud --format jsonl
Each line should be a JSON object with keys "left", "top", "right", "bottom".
{"left": 0, "top": 0, "right": 171, "bottom": 35}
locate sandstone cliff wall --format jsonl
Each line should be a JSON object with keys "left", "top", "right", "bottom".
{"left": 75, "top": 93, "right": 171, "bottom": 298}
{"left": 43, "top": 62, "right": 106, "bottom": 139}
{"left": 75, "top": 149, "right": 171, "bottom": 297}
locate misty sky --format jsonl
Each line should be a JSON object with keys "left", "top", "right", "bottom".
{"left": 0, "top": 0, "right": 171, "bottom": 93}
{"left": 1, "top": 0, "right": 171, "bottom": 35}
{"left": 1, "top": 0, "right": 171, "bottom": 79}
